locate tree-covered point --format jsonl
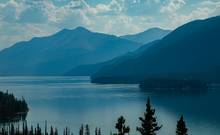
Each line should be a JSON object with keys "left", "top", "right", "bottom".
{"left": 139, "top": 79, "right": 208, "bottom": 90}
{"left": 0, "top": 91, "right": 29, "bottom": 122}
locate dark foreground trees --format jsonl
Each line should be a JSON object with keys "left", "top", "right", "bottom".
{"left": 114, "top": 116, "right": 130, "bottom": 135}
{"left": 0, "top": 95, "right": 188, "bottom": 135}
{"left": 176, "top": 115, "right": 188, "bottom": 135}
{"left": 0, "top": 91, "right": 29, "bottom": 122}
{"left": 137, "top": 98, "right": 162, "bottom": 135}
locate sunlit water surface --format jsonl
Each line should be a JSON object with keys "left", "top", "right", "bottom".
{"left": 0, "top": 76, "right": 219, "bottom": 135}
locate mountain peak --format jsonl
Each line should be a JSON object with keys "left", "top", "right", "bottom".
{"left": 146, "top": 27, "right": 168, "bottom": 32}
{"left": 74, "top": 26, "right": 90, "bottom": 32}
{"left": 120, "top": 27, "right": 171, "bottom": 44}
{"left": 55, "top": 27, "right": 90, "bottom": 37}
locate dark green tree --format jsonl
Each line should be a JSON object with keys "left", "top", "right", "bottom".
{"left": 45, "top": 121, "right": 48, "bottom": 135}
{"left": 10, "top": 124, "right": 14, "bottom": 135}
{"left": 176, "top": 115, "right": 188, "bottom": 135}
{"left": 36, "top": 124, "right": 41, "bottom": 135}
{"left": 98, "top": 128, "right": 101, "bottom": 135}
{"left": 115, "top": 116, "right": 130, "bottom": 135}
{"left": 137, "top": 98, "right": 162, "bottom": 135}
{"left": 63, "top": 127, "right": 70, "bottom": 135}
{"left": 95, "top": 127, "right": 101, "bottom": 135}
{"left": 55, "top": 128, "right": 58, "bottom": 135}
{"left": 85, "top": 124, "right": 90, "bottom": 135}
{"left": 79, "top": 125, "right": 84, "bottom": 135}
{"left": 22, "top": 121, "right": 28, "bottom": 135}
{"left": 50, "top": 126, "right": 54, "bottom": 135}
{"left": 30, "top": 126, "right": 34, "bottom": 135}
{"left": 95, "top": 127, "right": 98, "bottom": 135}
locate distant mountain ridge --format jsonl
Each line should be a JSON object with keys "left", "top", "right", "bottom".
{"left": 120, "top": 28, "right": 171, "bottom": 44}
{"left": 91, "top": 16, "right": 220, "bottom": 84}
{"left": 65, "top": 40, "right": 159, "bottom": 76}
{"left": 65, "top": 28, "right": 171, "bottom": 76}
{"left": 0, "top": 27, "right": 141, "bottom": 75}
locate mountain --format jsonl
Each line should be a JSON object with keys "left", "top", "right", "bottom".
{"left": 120, "top": 28, "right": 171, "bottom": 44}
{"left": 91, "top": 16, "right": 220, "bottom": 84}
{"left": 65, "top": 27, "right": 171, "bottom": 76}
{"left": 0, "top": 27, "right": 141, "bottom": 75}
{"left": 65, "top": 40, "right": 159, "bottom": 76}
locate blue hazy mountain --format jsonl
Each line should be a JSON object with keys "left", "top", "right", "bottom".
{"left": 66, "top": 28, "right": 171, "bottom": 76}
{"left": 65, "top": 40, "right": 159, "bottom": 76}
{"left": 91, "top": 16, "right": 220, "bottom": 84}
{"left": 120, "top": 28, "right": 171, "bottom": 44}
{"left": 0, "top": 27, "right": 141, "bottom": 75}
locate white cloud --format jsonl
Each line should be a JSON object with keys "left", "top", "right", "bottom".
{"left": 0, "top": 0, "right": 27, "bottom": 22}
{"left": 161, "top": 0, "right": 220, "bottom": 29}
{"left": 200, "top": 0, "right": 220, "bottom": 6}
{"left": 160, "top": 0, "right": 186, "bottom": 13}
{"left": 0, "top": 22, "right": 56, "bottom": 49}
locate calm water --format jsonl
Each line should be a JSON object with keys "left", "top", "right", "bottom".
{"left": 0, "top": 76, "right": 219, "bottom": 135}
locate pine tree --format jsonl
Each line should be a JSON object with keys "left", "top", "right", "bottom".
{"left": 36, "top": 124, "right": 41, "bottom": 135}
{"left": 95, "top": 127, "right": 98, "bottom": 135}
{"left": 115, "top": 116, "right": 130, "bottom": 135}
{"left": 55, "top": 128, "right": 58, "bottom": 135}
{"left": 98, "top": 128, "right": 101, "bottom": 135}
{"left": 85, "top": 124, "right": 90, "bottom": 135}
{"left": 22, "top": 121, "right": 28, "bottom": 135}
{"left": 45, "top": 121, "right": 48, "bottom": 135}
{"left": 79, "top": 125, "right": 84, "bottom": 135}
{"left": 50, "top": 126, "right": 54, "bottom": 135}
{"left": 63, "top": 127, "right": 69, "bottom": 135}
{"left": 10, "top": 123, "right": 15, "bottom": 135}
{"left": 95, "top": 127, "right": 101, "bottom": 135}
{"left": 30, "top": 126, "right": 34, "bottom": 135}
{"left": 137, "top": 97, "right": 162, "bottom": 135}
{"left": 176, "top": 115, "right": 188, "bottom": 135}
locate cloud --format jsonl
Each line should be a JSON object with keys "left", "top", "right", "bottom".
{"left": 166, "top": 0, "right": 220, "bottom": 28}
{"left": 200, "top": 0, "right": 220, "bottom": 6}
{"left": 0, "top": 22, "right": 56, "bottom": 49}
{"left": 0, "top": 0, "right": 26, "bottom": 22}
{"left": 160, "top": 0, "right": 186, "bottom": 13}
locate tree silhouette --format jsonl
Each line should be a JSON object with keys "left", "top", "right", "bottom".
{"left": 50, "top": 126, "right": 54, "bottom": 135}
{"left": 10, "top": 123, "right": 15, "bottom": 135}
{"left": 114, "top": 116, "right": 130, "bottom": 135}
{"left": 36, "top": 124, "right": 42, "bottom": 135}
{"left": 54, "top": 128, "right": 58, "bottom": 135}
{"left": 30, "top": 126, "right": 34, "bottom": 135}
{"left": 176, "top": 115, "right": 188, "bottom": 135}
{"left": 79, "top": 125, "right": 84, "bottom": 135}
{"left": 137, "top": 97, "right": 162, "bottom": 135}
{"left": 98, "top": 128, "right": 101, "bottom": 135}
{"left": 85, "top": 124, "right": 90, "bottom": 135}
{"left": 95, "top": 127, "right": 101, "bottom": 135}
{"left": 95, "top": 127, "right": 98, "bottom": 135}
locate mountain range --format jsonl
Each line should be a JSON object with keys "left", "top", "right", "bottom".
{"left": 91, "top": 16, "right": 220, "bottom": 84}
{"left": 120, "top": 28, "right": 170, "bottom": 44}
{"left": 0, "top": 27, "right": 141, "bottom": 75}
{"left": 66, "top": 28, "right": 170, "bottom": 76}
{"left": 0, "top": 26, "right": 170, "bottom": 76}
{"left": 65, "top": 40, "right": 159, "bottom": 76}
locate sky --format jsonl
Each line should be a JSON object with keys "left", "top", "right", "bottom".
{"left": 0, "top": 0, "right": 220, "bottom": 50}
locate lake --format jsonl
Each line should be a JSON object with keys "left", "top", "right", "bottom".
{"left": 0, "top": 76, "right": 219, "bottom": 135}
